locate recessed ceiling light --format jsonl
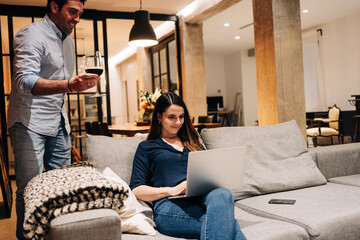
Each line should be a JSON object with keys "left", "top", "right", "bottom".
{"left": 235, "top": 36, "right": 240, "bottom": 40}
{"left": 224, "top": 23, "right": 230, "bottom": 27}
{"left": 303, "top": 9, "right": 309, "bottom": 13}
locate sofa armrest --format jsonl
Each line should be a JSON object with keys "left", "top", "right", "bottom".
{"left": 46, "top": 209, "right": 121, "bottom": 240}
{"left": 309, "top": 143, "right": 360, "bottom": 179}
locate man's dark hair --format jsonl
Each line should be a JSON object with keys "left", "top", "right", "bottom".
{"left": 46, "top": 0, "right": 86, "bottom": 13}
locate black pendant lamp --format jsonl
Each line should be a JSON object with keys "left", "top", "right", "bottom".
{"left": 128, "top": 0, "right": 158, "bottom": 47}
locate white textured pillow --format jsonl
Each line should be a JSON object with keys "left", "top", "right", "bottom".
{"left": 102, "top": 167, "right": 156, "bottom": 235}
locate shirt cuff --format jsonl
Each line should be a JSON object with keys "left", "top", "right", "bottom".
{"left": 24, "top": 74, "right": 41, "bottom": 91}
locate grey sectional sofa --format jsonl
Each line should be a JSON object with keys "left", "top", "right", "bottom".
{"left": 46, "top": 120, "right": 360, "bottom": 240}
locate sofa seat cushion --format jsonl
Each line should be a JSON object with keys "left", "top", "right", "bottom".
{"left": 201, "top": 120, "right": 326, "bottom": 200}
{"left": 236, "top": 183, "right": 360, "bottom": 240}
{"left": 122, "top": 207, "right": 309, "bottom": 240}
{"left": 122, "top": 232, "right": 194, "bottom": 240}
{"left": 328, "top": 174, "right": 360, "bottom": 187}
{"left": 47, "top": 209, "right": 121, "bottom": 240}
{"left": 235, "top": 207, "right": 309, "bottom": 240}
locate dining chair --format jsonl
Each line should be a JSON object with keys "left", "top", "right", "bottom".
{"left": 85, "top": 122, "right": 92, "bottom": 135}
{"left": 306, "top": 104, "right": 341, "bottom": 147}
{"left": 85, "top": 121, "right": 112, "bottom": 137}
{"left": 198, "top": 115, "right": 214, "bottom": 123}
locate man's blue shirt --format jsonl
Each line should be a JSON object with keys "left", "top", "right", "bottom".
{"left": 7, "top": 15, "right": 75, "bottom": 136}
{"left": 130, "top": 138, "right": 190, "bottom": 190}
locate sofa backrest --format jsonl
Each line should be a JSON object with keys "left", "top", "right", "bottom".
{"left": 86, "top": 121, "right": 330, "bottom": 201}
{"left": 86, "top": 134, "right": 144, "bottom": 185}
{"left": 201, "top": 120, "right": 327, "bottom": 200}
{"left": 309, "top": 143, "right": 360, "bottom": 179}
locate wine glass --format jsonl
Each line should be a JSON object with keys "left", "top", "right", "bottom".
{"left": 84, "top": 51, "right": 105, "bottom": 98}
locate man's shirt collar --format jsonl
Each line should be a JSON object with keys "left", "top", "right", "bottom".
{"left": 44, "top": 14, "right": 69, "bottom": 41}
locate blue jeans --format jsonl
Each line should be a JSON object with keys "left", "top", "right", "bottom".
{"left": 9, "top": 122, "right": 71, "bottom": 240}
{"left": 153, "top": 188, "right": 247, "bottom": 240}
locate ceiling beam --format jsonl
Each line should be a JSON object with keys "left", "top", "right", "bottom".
{"left": 184, "top": 0, "right": 242, "bottom": 24}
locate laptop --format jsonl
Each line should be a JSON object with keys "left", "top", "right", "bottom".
{"left": 169, "top": 146, "right": 247, "bottom": 199}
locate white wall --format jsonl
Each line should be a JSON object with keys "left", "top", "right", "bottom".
{"left": 319, "top": 13, "right": 360, "bottom": 111}
{"left": 224, "top": 52, "right": 243, "bottom": 111}
{"left": 204, "top": 51, "right": 258, "bottom": 126}
{"left": 119, "top": 56, "right": 140, "bottom": 124}
{"left": 108, "top": 60, "right": 126, "bottom": 125}
{"left": 240, "top": 51, "right": 258, "bottom": 126}
{"left": 204, "top": 55, "right": 227, "bottom": 103}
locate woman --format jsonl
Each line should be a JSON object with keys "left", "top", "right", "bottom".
{"left": 130, "top": 92, "right": 246, "bottom": 240}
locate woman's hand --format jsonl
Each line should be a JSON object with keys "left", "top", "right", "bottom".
{"left": 169, "top": 180, "right": 187, "bottom": 196}
{"left": 132, "top": 181, "right": 187, "bottom": 201}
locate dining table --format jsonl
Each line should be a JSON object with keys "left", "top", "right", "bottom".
{"left": 108, "top": 122, "right": 222, "bottom": 137}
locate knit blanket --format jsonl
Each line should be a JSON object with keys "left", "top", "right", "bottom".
{"left": 23, "top": 162, "right": 128, "bottom": 240}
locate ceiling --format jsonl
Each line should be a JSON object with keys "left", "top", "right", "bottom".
{"left": 1, "top": 0, "right": 360, "bottom": 57}
{"left": 203, "top": 0, "right": 360, "bottom": 55}
{"left": 0, "top": 0, "right": 194, "bottom": 14}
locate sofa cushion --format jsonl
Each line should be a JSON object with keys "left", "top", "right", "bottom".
{"left": 328, "top": 174, "right": 360, "bottom": 187}
{"left": 102, "top": 167, "right": 156, "bottom": 235}
{"left": 86, "top": 134, "right": 143, "bottom": 185}
{"left": 201, "top": 120, "right": 327, "bottom": 200}
{"left": 235, "top": 207, "right": 309, "bottom": 240}
{"left": 47, "top": 209, "right": 121, "bottom": 240}
{"left": 121, "top": 207, "right": 309, "bottom": 240}
{"left": 236, "top": 183, "right": 360, "bottom": 240}
{"left": 122, "top": 232, "right": 193, "bottom": 240}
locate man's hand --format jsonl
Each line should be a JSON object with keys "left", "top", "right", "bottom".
{"left": 69, "top": 73, "right": 100, "bottom": 92}
{"left": 31, "top": 73, "right": 101, "bottom": 96}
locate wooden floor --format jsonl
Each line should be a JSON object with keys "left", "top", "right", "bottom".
{"left": 0, "top": 179, "right": 16, "bottom": 240}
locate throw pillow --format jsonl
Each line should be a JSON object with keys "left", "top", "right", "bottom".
{"left": 102, "top": 167, "right": 156, "bottom": 235}
{"left": 201, "top": 120, "right": 327, "bottom": 200}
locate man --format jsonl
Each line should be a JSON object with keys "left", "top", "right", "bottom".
{"left": 7, "top": 0, "right": 99, "bottom": 239}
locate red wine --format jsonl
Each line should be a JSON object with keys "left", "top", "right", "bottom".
{"left": 85, "top": 67, "right": 103, "bottom": 76}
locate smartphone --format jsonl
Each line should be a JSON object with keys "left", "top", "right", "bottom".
{"left": 268, "top": 199, "right": 296, "bottom": 205}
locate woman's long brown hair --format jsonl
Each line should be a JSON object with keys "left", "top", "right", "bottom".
{"left": 147, "top": 92, "right": 203, "bottom": 151}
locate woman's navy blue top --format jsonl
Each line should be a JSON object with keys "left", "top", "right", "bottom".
{"left": 130, "top": 138, "right": 190, "bottom": 190}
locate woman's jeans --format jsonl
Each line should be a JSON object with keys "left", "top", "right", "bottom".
{"left": 153, "top": 188, "right": 247, "bottom": 240}
{"left": 9, "top": 122, "right": 71, "bottom": 240}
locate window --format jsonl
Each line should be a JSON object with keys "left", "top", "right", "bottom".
{"left": 149, "top": 34, "right": 180, "bottom": 95}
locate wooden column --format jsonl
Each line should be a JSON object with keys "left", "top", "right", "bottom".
{"left": 179, "top": 17, "right": 207, "bottom": 121}
{"left": 180, "top": 0, "right": 242, "bottom": 122}
{"left": 253, "top": 0, "right": 306, "bottom": 137}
